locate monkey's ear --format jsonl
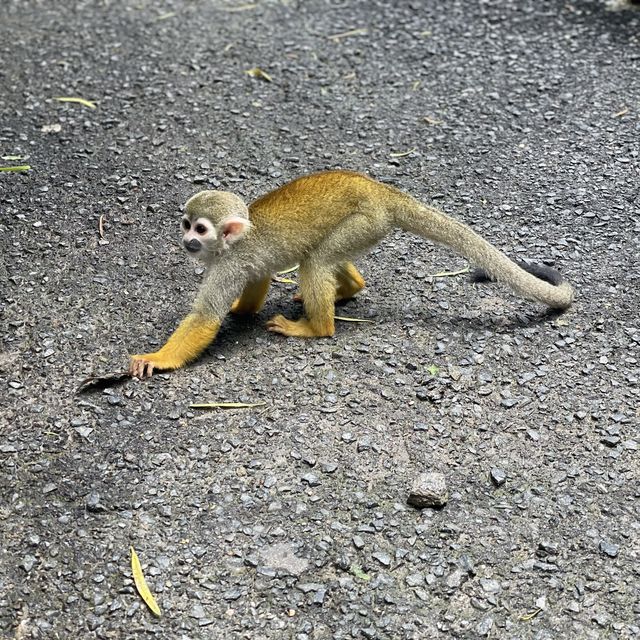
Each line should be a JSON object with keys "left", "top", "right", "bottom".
{"left": 220, "top": 216, "right": 251, "bottom": 248}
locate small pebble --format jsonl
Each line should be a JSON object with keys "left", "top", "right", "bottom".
{"left": 372, "top": 551, "right": 391, "bottom": 567}
{"left": 599, "top": 540, "right": 619, "bottom": 558}
{"left": 490, "top": 467, "right": 507, "bottom": 486}
{"left": 480, "top": 578, "right": 501, "bottom": 594}
{"left": 407, "top": 472, "right": 448, "bottom": 508}
{"left": 301, "top": 473, "right": 320, "bottom": 487}
{"left": 476, "top": 617, "right": 494, "bottom": 636}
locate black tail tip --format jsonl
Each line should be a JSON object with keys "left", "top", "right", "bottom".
{"left": 471, "top": 260, "right": 565, "bottom": 286}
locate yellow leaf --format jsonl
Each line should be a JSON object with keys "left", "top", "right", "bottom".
{"left": 334, "top": 315, "right": 374, "bottom": 323}
{"left": 428, "top": 267, "right": 470, "bottom": 278}
{"left": 328, "top": 27, "right": 368, "bottom": 41}
{"left": 519, "top": 608, "right": 542, "bottom": 621}
{"left": 389, "top": 147, "right": 417, "bottom": 158}
{"left": 130, "top": 546, "right": 161, "bottom": 617}
{"left": 245, "top": 67, "right": 273, "bottom": 82}
{"left": 190, "top": 402, "right": 267, "bottom": 409}
{"left": 272, "top": 276, "right": 297, "bottom": 284}
{"left": 0, "top": 165, "right": 31, "bottom": 172}
{"left": 54, "top": 96, "right": 97, "bottom": 109}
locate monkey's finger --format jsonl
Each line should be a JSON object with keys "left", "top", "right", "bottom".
{"left": 137, "top": 361, "right": 149, "bottom": 379}
{"left": 266, "top": 315, "right": 286, "bottom": 334}
{"left": 145, "top": 362, "right": 154, "bottom": 378}
{"left": 130, "top": 358, "right": 146, "bottom": 379}
{"left": 128, "top": 359, "right": 138, "bottom": 377}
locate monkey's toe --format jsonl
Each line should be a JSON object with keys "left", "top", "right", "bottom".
{"left": 266, "top": 314, "right": 293, "bottom": 335}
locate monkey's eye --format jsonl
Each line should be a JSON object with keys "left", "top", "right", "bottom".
{"left": 182, "top": 219, "right": 191, "bottom": 231}
{"left": 195, "top": 223, "right": 207, "bottom": 235}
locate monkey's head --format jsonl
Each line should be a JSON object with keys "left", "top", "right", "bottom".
{"left": 182, "top": 190, "right": 251, "bottom": 262}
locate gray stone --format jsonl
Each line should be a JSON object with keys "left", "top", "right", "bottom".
{"left": 407, "top": 472, "right": 448, "bottom": 508}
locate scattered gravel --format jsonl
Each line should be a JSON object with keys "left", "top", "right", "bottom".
{"left": 1, "top": 0, "right": 639, "bottom": 638}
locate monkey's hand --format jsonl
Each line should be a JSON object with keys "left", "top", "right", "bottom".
{"left": 129, "top": 313, "right": 221, "bottom": 379}
{"left": 129, "top": 353, "right": 173, "bottom": 379}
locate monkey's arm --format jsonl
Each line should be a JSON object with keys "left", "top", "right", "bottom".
{"left": 130, "top": 263, "right": 246, "bottom": 378}
{"left": 129, "top": 312, "right": 221, "bottom": 378}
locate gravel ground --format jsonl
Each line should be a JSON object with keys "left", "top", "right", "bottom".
{"left": 1, "top": 1, "right": 639, "bottom": 638}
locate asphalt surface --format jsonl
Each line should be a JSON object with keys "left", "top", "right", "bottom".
{"left": 1, "top": 1, "right": 639, "bottom": 638}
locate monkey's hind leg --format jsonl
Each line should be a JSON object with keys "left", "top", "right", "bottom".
{"left": 267, "top": 263, "right": 336, "bottom": 337}
{"left": 230, "top": 277, "right": 271, "bottom": 314}
{"left": 335, "top": 262, "right": 366, "bottom": 301}
{"left": 293, "top": 261, "right": 365, "bottom": 303}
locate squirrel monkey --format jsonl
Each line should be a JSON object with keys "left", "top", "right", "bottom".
{"left": 129, "top": 170, "right": 574, "bottom": 378}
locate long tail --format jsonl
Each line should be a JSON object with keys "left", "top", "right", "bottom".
{"left": 392, "top": 197, "right": 575, "bottom": 310}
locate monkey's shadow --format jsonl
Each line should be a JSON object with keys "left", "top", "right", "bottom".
{"left": 434, "top": 307, "right": 566, "bottom": 333}
{"left": 202, "top": 298, "right": 566, "bottom": 365}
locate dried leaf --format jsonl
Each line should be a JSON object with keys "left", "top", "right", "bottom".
{"left": 156, "top": 11, "right": 176, "bottom": 20}
{"left": 428, "top": 267, "right": 470, "bottom": 278}
{"left": 54, "top": 96, "right": 97, "bottom": 109}
{"left": 76, "top": 371, "right": 130, "bottom": 393}
{"left": 99, "top": 214, "right": 105, "bottom": 238}
{"left": 130, "top": 546, "right": 161, "bottom": 617}
{"left": 277, "top": 265, "right": 299, "bottom": 275}
{"left": 329, "top": 27, "right": 368, "bottom": 41}
{"left": 389, "top": 147, "right": 417, "bottom": 158}
{"left": 0, "top": 165, "right": 31, "bottom": 172}
{"left": 190, "top": 402, "right": 267, "bottom": 409}
{"left": 2, "top": 155, "right": 26, "bottom": 161}
{"left": 272, "top": 276, "right": 297, "bottom": 284}
{"left": 519, "top": 608, "right": 542, "bottom": 621}
{"left": 423, "top": 116, "right": 443, "bottom": 125}
{"left": 612, "top": 107, "right": 629, "bottom": 118}
{"left": 246, "top": 67, "right": 273, "bottom": 82}
{"left": 334, "top": 315, "right": 374, "bottom": 323}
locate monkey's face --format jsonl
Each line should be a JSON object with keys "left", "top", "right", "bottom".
{"left": 181, "top": 215, "right": 217, "bottom": 261}
{"left": 182, "top": 190, "right": 252, "bottom": 263}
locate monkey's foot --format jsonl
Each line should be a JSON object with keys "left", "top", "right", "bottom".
{"left": 129, "top": 352, "right": 178, "bottom": 379}
{"left": 266, "top": 314, "right": 334, "bottom": 338}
